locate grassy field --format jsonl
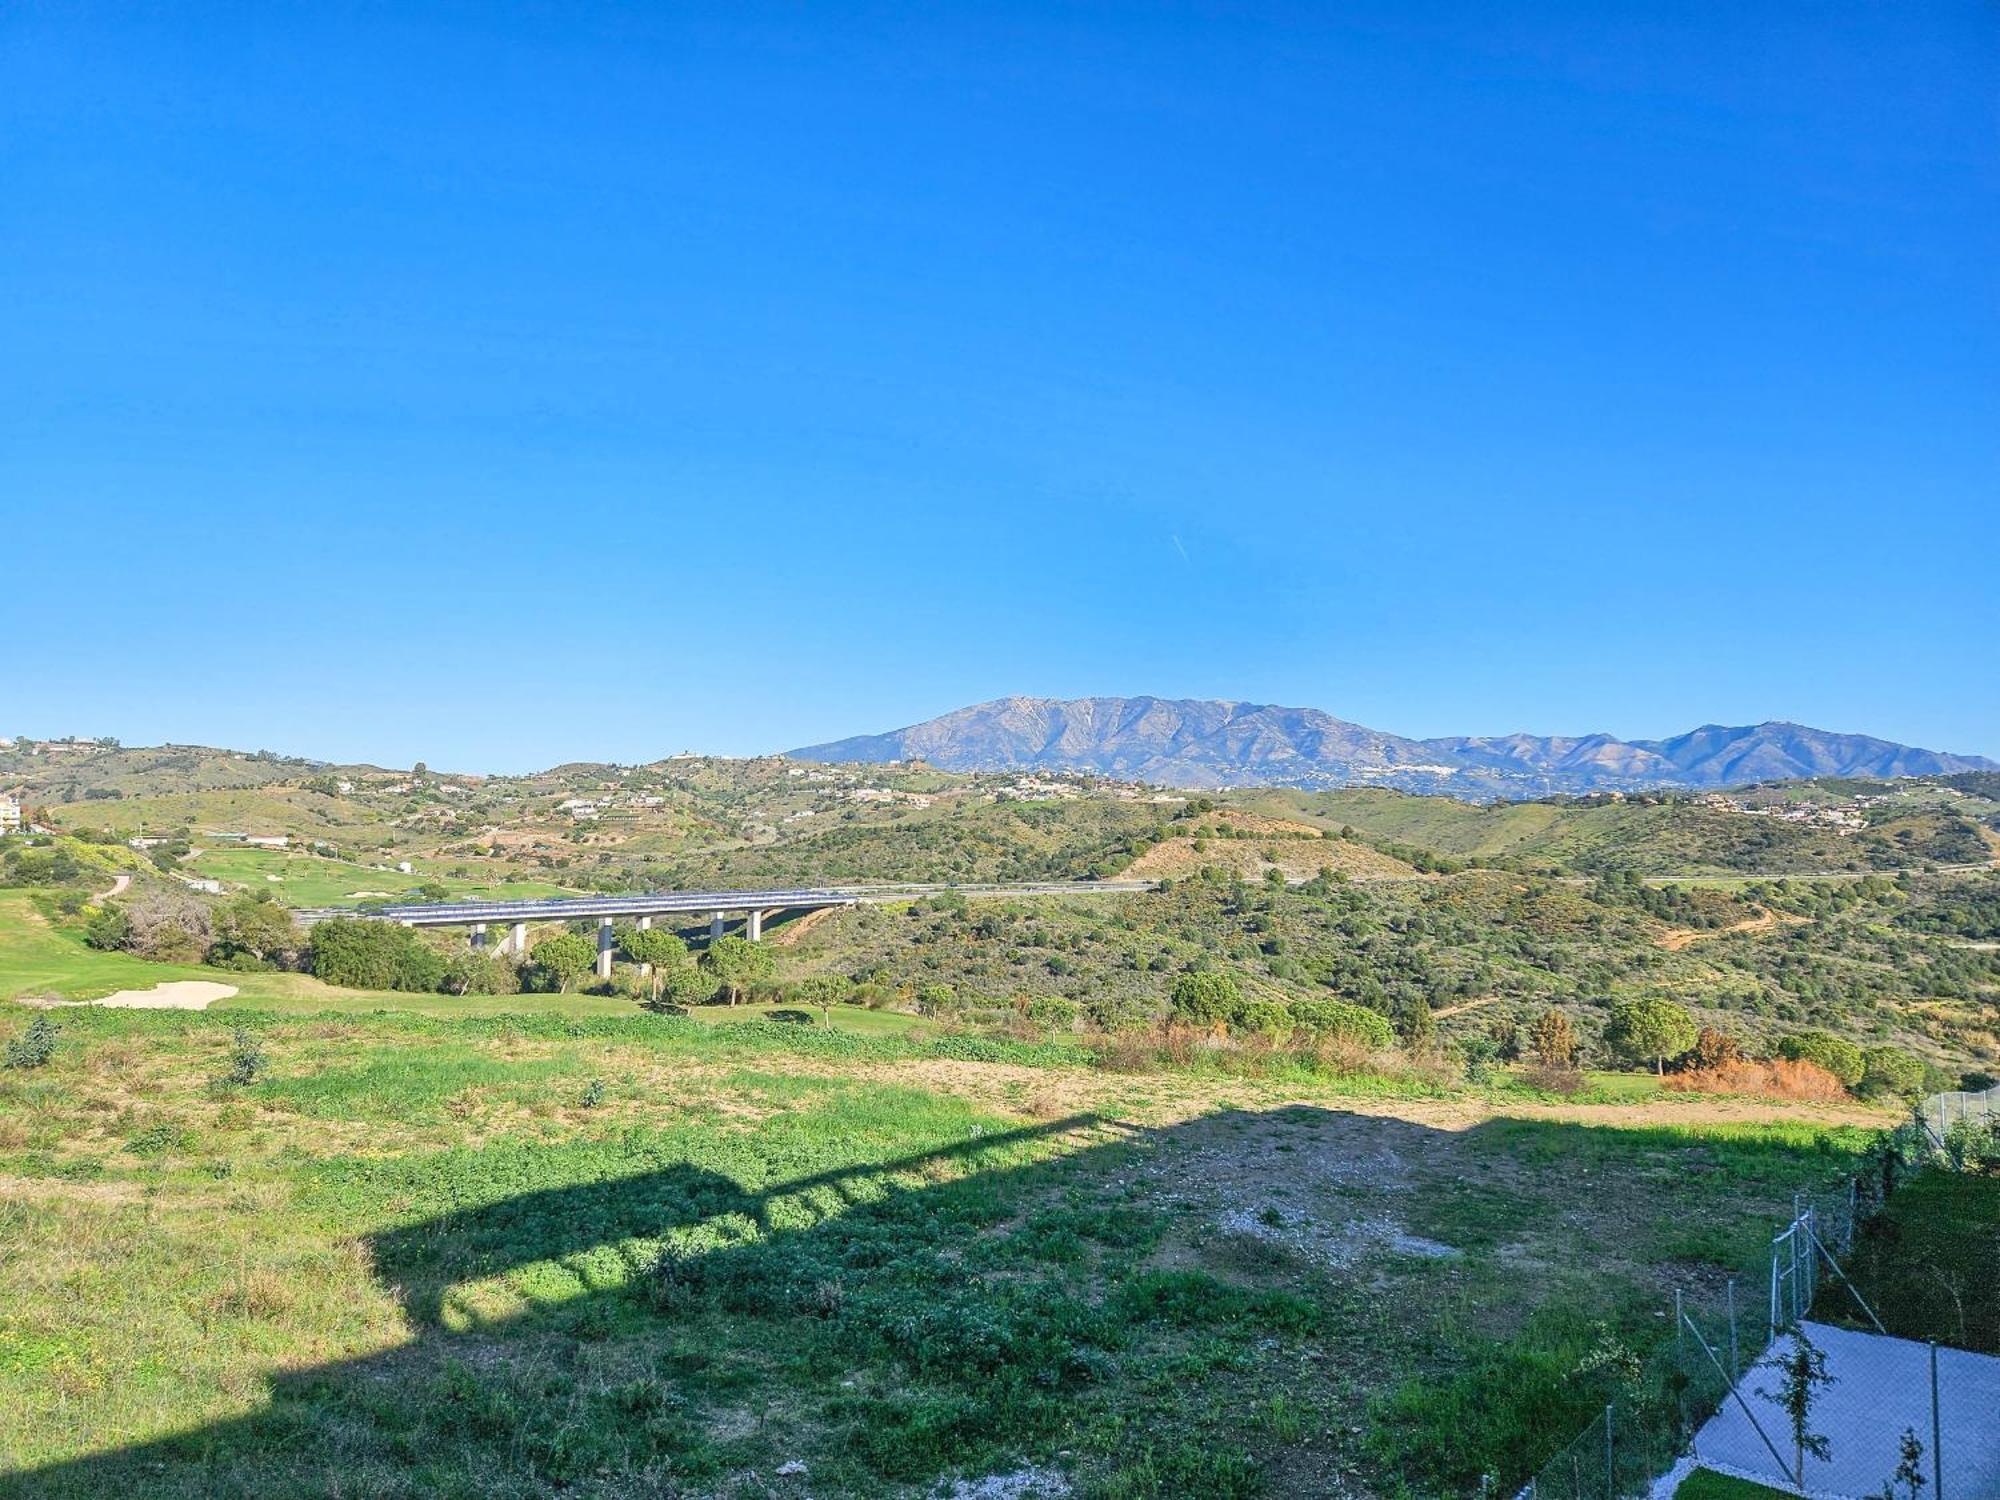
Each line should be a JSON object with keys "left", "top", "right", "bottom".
{"left": 0, "top": 1003, "right": 1886, "bottom": 1499}
{"left": 0, "top": 893, "right": 946, "bottom": 1038}
{"left": 1672, "top": 1470, "right": 1793, "bottom": 1500}
{"left": 185, "top": 846, "right": 574, "bottom": 907}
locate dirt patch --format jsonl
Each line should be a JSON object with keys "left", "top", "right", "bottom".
{"left": 1655, "top": 907, "right": 1803, "bottom": 952}
{"left": 768, "top": 906, "right": 841, "bottom": 947}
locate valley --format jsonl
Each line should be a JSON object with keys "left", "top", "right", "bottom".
{"left": 3, "top": 737, "right": 1997, "bottom": 1498}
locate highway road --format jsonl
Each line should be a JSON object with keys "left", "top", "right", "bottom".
{"left": 289, "top": 879, "right": 1158, "bottom": 929}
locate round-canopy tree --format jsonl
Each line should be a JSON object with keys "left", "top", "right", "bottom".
{"left": 530, "top": 933, "right": 595, "bottom": 994}
{"left": 622, "top": 927, "right": 693, "bottom": 1004}
{"left": 1606, "top": 997, "right": 1699, "bottom": 1075}
{"left": 703, "top": 935, "right": 774, "bottom": 1005}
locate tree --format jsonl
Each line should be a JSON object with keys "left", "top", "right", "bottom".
{"left": 703, "top": 935, "right": 774, "bottom": 1005}
{"left": 622, "top": 927, "right": 693, "bottom": 1003}
{"left": 212, "top": 894, "right": 299, "bottom": 967}
{"left": 1399, "top": 995, "right": 1437, "bottom": 1054}
{"left": 1759, "top": 1329, "right": 1836, "bottom": 1488}
{"left": 121, "top": 891, "right": 214, "bottom": 963}
{"left": 1606, "top": 997, "right": 1698, "bottom": 1075}
{"left": 1169, "top": 971, "right": 1241, "bottom": 1027}
{"left": 530, "top": 933, "right": 595, "bottom": 994}
{"left": 441, "top": 951, "right": 517, "bottom": 996}
{"left": 797, "top": 973, "right": 851, "bottom": 1021}
{"left": 1529, "top": 1009, "right": 1579, "bottom": 1070}
{"left": 654, "top": 963, "right": 714, "bottom": 1009}
{"left": 1875, "top": 1427, "right": 1926, "bottom": 1500}
{"left": 1859, "top": 1046, "right": 1925, "bottom": 1100}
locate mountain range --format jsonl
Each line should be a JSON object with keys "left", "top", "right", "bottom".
{"left": 788, "top": 696, "right": 1999, "bottom": 800}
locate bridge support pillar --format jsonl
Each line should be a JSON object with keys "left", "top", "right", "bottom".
{"left": 470, "top": 923, "right": 487, "bottom": 950}
{"left": 711, "top": 911, "right": 725, "bottom": 940}
{"left": 746, "top": 909, "right": 764, "bottom": 942}
{"left": 596, "top": 918, "right": 615, "bottom": 980}
{"left": 636, "top": 915, "right": 652, "bottom": 975}
{"left": 509, "top": 922, "right": 527, "bottom": 957}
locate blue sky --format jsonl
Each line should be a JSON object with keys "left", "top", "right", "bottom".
{"left": 5, "top": 2, "right": 1995, "bottom": 772}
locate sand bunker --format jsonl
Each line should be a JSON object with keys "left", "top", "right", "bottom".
{"left": 25, "top": 981, "right": 239, "bottom": 1011}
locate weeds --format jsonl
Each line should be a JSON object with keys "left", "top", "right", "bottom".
{"left": 220, "top": 1028, "right": 267, "bottom": 1088}
{"left": 4, "top": 1016, "right": 61, "bottom": 1070}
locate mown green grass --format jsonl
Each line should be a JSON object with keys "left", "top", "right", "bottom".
{"left": 1673, "top": 1468, "right": 1794, "bottom": 1500}
{"left": 0, "top": 892, "right": 944, "bottom": 1038}
{"left": 186, "top": 845, "right": 574, "bottom": 907}
{"left": 0, "top": 1007, "right": 1885, "bottom": 1499}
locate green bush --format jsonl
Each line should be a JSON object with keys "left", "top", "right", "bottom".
{"left": 4, "top": 1016, "right": 61, "bottom": 1070}
{"left": 1168, "top": 971, "right": 1241, "bottom": 1026}
{"left": 309, "top": 917, "right": 449, "bottom": 993}
{"left": 1288, "top": 997, "right": 1395, "bottom": 1049}
{"left": 1022, "top": 995, "right": 1081, "bottom": 1030}
{"left": 1776, "top": 1029, "right": 1865, "bottom": 1087}
{"left": 1228, "top": 998, "right": 1292, "bottom": 1038}
{"left": 221, "top": 1028, "right": 268, "bottom": 1087}
{"left": 1858, "top": 1045, "right": 1925, "bottom": 1100}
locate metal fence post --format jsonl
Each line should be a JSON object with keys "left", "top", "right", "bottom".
{"left": 1726, "top": 1278, "right": 1739, "bottom": 1384}
{"left": 1604, "top": 1404, "right": 1614, "bottom": 1500}
{"left": 1931, "top": 1340, "right": 1943, "bottom": 1500}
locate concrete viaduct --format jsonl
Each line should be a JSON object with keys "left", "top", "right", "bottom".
{"left": 291, "top": 880, "right": 1154, "bottom": 980}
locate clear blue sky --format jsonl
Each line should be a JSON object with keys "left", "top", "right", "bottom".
{"left": 5, "top": 3, "right": 1995, "bottom": 772}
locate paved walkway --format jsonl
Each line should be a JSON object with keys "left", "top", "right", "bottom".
{"left": 1691, "top": 1321, "right": 2000, "bottom": 1499}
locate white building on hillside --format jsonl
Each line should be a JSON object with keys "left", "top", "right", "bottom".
{"left": 0, "top": 796, "right": 21, "bottom": 833}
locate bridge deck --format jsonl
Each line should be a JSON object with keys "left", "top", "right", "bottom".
{"left": 290, "top": 880, "right": 1154, "bottom": 928}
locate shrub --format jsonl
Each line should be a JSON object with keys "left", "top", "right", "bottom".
{"left": 1529, "top": 1009, "right": 1579, "bottom": 1069}
{"left": 4, "top": 1016, "right": 61, "bottom": 1070}
{"left": 915, "top": 983, "right": 958, "bottom": 1017}
{"left": 121, "top": 891, "right": 215, "bottom": 962}
{"left": 1520, "top": 1062, "right": 1586, "bottom": 1095}
{"left": 1683, "top": 1026, "right": 1744, "bottom": 1072}
{"left": 1229, "top": 999, "right": 1292, "bottom": 1038}
{"left": 310, "top": 917, "right": 451, "bottom": 992}
{"left": 1663, "top": 1057, "right": 1848, "bottom": 1102}
{"left": 1168, "top": 971, "right": 1241, "bottom": 1027}
{"left": 1021, "top": 995, "right": 1081, "bottom": 1030}
{"left": 1289, "top": 997, "right": 1395, "bottom": 1050}
{"left": 221, "top": 1028, "right": 267, "bottom": 1087}
{"left": 441, "top": 951, "right": 519, "bottom": 996}
{"left": 84, "top": 904, "right": 131, "bottom": 951}
{"left": 1776, "top": 1030, "right": 1865, "bottom": 1088}
{"left": 1857, "top": 1046, "right": 1925, "bottom": 1100}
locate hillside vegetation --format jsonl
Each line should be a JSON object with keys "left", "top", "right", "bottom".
{"left": 4, "top": 739, "right": 1996, "bottom": 1499}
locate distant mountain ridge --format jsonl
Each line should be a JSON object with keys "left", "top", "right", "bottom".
{"left": 788, "top": 696, "right": 1998, "bottom": 800}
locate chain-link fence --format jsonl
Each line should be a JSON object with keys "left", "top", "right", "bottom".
{"left": 1514, "top": 1087, "right": 1999, "bottom": 1500}
{"left": 1912, "top": 1081, "right": 2000, "bottom": 1157}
